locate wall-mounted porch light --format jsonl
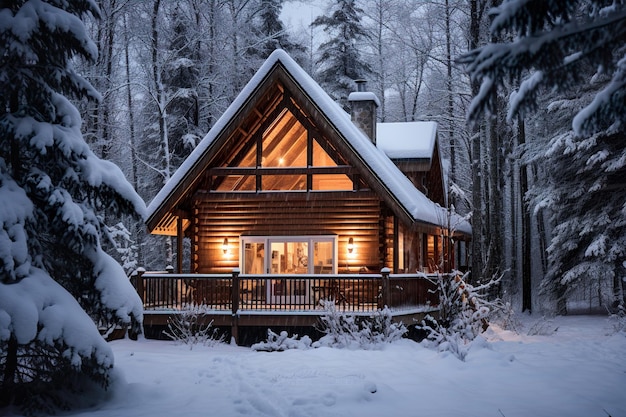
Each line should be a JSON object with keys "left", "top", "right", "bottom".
{"left": 222, "top": 237, "right": 229, "bottom": 254}
{"left": 347, "top": 237, "right": 354, "bottom": 254}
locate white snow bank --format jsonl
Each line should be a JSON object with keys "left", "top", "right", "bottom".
{"left": 48, "top": 315, "right": 626, "bottom": 417}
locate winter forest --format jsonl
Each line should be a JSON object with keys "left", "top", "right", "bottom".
{"left": 67, "top": 0, "right": 624, "bottom": 315}
{"left": 1, "top": 0, "right": 625, "bottom": 414}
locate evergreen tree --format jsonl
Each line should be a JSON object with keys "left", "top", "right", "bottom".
{"left": 460, "top": 1, "right": 626, "bottom": 313}
{"left": 163, "top": 3, "right": 202, "bottom": 169}
{"left": 311, "top": 0, "right": 372, "bottom": 110}
{"left": 254, "top": 0, "right": 305, "bottom": 60}
{"left": 0, "top": 1, "right": 145, "bottom": 411}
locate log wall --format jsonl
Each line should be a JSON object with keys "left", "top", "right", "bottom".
{"left": 192, "top": 191, "right": 384, "bottom": 273}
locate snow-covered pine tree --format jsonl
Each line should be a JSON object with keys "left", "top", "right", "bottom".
{"left": 459, "top": 1, "right": 626, "bottom": 313}
{"left": 311, "top": 0, "right": 372, "bottom": 110}
{"left": 163, "top": 3, "right": 202, "bottom": 170}
{"left": 0, "top": 0, "right": 146, "bottom": 411}
{"left": 253, "top": 0, "right": 306, "bottom": 60}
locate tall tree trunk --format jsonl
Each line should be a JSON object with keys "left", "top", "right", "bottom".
{"left": 101, "top": 1, "right": 116, "bottom": 160}
{"left": 375, "top": 0, "right": 386, "bottom": 121}
{"left": 123, "top": 11, "right": 143, "bottom": 267}
{"left": 445, "top": 0, "right": 456, "bottom": 190}
{"left": 531, "top": 164, "right": 549, "bottom": 275}
{"left": 519, "top": 116, "right": 532, "bottom": 312}
{"left": 151, "top": 0, "right": 173, "bottom": 265}
{"left": 0, "top": 336, "right": 18, "bottom": 406}
{"left": 206, "top": 0, "right": 217, "bottom": 127}
{"left": 487, "top": 113, "right": 503, "bottom": 279}
{"left": 469, "top": 0, "right": 483, "bottom": 281}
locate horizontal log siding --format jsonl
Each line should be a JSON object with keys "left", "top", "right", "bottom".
{"left": 193, "top": 192, "right": 382, "bottom": 273}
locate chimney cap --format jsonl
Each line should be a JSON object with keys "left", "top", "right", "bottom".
{"left": 354, "top": 79, "right": 367, "bottom": 92}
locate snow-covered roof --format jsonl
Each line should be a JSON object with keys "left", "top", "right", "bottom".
{"left": 376, "top": 121, "right": 437, "bottom": 160}
{"left": 146, "top": 49, "right": 470, "bottom": 235}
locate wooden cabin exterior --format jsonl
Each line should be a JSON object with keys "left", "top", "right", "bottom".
{"left": 141, "top": 50, "right": 470, "bottom": 341}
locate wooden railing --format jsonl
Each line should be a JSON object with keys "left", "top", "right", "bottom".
{"left": 132, "top": 268, "right": 439, "bottom": 314}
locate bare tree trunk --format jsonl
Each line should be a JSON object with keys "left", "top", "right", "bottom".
{"left": 445, "top": 0, "right": 456, "bottom": 190}
{"left": 206, "top": 0, "right": 217, "bottom": 127}
{"left": 123, "top": 11, "right": 144, "bottom": 267}
{"left": 531, "top": 164, "right": 549, "bottom": 275}
{"left": 519, "top": 116, "right": 532, "bottom": 312}
{"left": 469, "top": 0, "right": 484, "bottom": 281}
{"left": 151, "top": 0, "right": 173, "bottom": 265}
{"left": 101, "top": 0, "right": 116, "bottom": 160}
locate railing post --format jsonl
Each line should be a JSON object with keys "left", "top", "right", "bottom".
{"left": 381, "top": 267, "right": 391, "bottom": 308}
{"left": 135, "top": 267, "right": 145, "bottom": 305}
{"left": 165, "top": 265, "right": 174, "bottom": 307}
{"left": 231, "top": 268, "right": 240, "bottom": 345}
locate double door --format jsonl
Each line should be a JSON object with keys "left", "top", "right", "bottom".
{"left": 241, "top": 236, "right": 335, "bottom": 304}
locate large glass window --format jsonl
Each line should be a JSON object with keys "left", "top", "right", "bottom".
{"left": 211, "top": 107, "right": 356, "bottom": 192}
{"left": 262, "top": 110, "right": 307, "bottom": 168}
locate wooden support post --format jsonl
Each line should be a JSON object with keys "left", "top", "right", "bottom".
{"left": 176, "top": 215, "right": 183, "bottom": 273}
{"left": 231, "top": 268, "right": 240, "bottom": 345}
{"left": 381, "top": 267, "right": 391, "bottom": 308}
{"left": 135, "top": 267, "right": 145, "bottom": 305}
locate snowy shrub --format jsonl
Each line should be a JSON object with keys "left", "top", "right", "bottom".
{"left": 526, "top": 316, "right": 559, "bottom": 336}
{"left": 163, "top": 305, "right": 224, "bottom": 349}
{"left": 607, "top": 311, "right": 626, "bottom": 335}
{"left": 488, "top": 299, "right": 521, "bottom": 333}
{"left": 315, "top": 301, "right": 407, "bottom": 349}
{"left": 251, "top": 330, "right": 313, "bottom": 351}
{"left": 417, "top": 272, "right": 502, "bottom": 360}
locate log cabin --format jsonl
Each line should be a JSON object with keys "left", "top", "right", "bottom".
{"left": 139, "top": 50, "right": 471, "bottom": 342}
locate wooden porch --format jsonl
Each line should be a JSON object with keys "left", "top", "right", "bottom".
{"left": 133, "top": 268, "right": 439, "bottom": 344}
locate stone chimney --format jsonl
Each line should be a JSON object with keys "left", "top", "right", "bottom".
{"left": 348, "top": 79, "right": 380, "bottom": 144}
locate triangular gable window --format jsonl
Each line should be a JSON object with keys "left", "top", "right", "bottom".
{"left": 213, "top": 107, "right": 356, "bottom": 192}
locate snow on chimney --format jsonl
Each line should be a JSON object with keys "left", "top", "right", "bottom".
{"left": 348, "top": 80, "right": 380, "bottom": 144}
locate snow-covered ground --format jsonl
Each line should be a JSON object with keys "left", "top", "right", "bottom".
{"left": 27, "top": 315, "right": 626, "bottom": 417}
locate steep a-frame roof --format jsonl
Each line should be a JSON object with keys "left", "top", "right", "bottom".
{"left": 146, "top": 49, "right": 469, "bottom": 236}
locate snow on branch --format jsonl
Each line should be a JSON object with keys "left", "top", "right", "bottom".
{"left": 0, "top": 267, "right": 113, "bottom": 368}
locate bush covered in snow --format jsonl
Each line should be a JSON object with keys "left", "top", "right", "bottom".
{"left": 607, "top": 311, "right": 626, "bottom": 335}
{"left": 251, "top": 330, "right": 313, "bottom": 352}
{"left": 526, "top": 316, "right": 559, "bottom": 336}
{"left": 163, "top": 305, "right": 224, "bottom": 348}
{"left": 315, "top": 301, "right": 407, "bottom": 349}
{"left": 251, "top": 303, "right": 407, "bottom": 351}
{"left": 418, "top": 272, "right": 504, "bottom": 360}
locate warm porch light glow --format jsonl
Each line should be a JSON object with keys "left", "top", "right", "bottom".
{"left": 347, "top": 237, "right": 354, "bottom": 254}
{"left": 222, "top": 238, "right": 229, "bottom": 254}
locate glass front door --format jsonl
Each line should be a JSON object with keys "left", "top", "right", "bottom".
{"left": 240, "top": 236, "right": 336, "bottom": 305}
{"left": 268, "top": 240, "right": 308, "bottom": 304}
